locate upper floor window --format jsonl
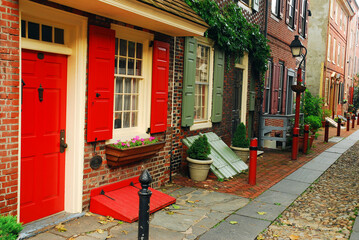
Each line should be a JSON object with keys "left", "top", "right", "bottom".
{"left": 278, "top": 61, "right": 285, "bottom": 113}
{"left": 271, "top": 0, "right": 281, "bottom": 17}
{"left": 327, "top": 34, "right": 331, "bottom": 61}
{"left": 340, "top": 8, "right": 343, "bottom": 29}
{"left": 264, "top": 59, "right": 272, "bottom": 114}
{"left": 335, "top": 3, "right": 338, "bottom": 24}
{"left": 333, "top": 38, "right": 336, "bottom": 64}
{"left": 299, "top": 0, "right": 307, "bottom": 37}
{"left": 288, "top": 0, "right": 296, "bottom": 28}
{"left": 241, "top": 0, "right": 250, "bottom": 5}
{"left": 330, "top": 0, "right": 334, "bottom": 19}
{"left": 337, "top": 43, "right": 340, "bottom": 66}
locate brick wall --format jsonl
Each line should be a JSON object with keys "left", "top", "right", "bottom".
{"left": 0, "top": 0, "right": 20, "bottom": 216}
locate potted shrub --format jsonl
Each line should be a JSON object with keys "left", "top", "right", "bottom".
{"left": 186, "top": 134, "right": 213, "bottom": 181}
{"left": 0, "top": 215, "right": 23, "bottom": 240}
{"left": 321, "top": 109, "right": 332, "bottom": 127}
{"left": 230, "top": 123, "right": 250, "bottom": 161}
{"left": 305, "top": 115, "right": 322, "bottom": 135}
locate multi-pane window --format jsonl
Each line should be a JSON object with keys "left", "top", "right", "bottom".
{"left": 324, "top": 78, "right": 329, "bottom": 105}
{"left": 264, "top": 59, "right": 272, "bottom": 114}
{"left": 271, "top": 0, "right": 281, "bottom": 17}
{"left": 194, "top": 44, "right": 211, "bottom": 122}
{"left": 278, "top": 62, "right": 285, "bottom": 113}
{"left": 114, "top": 38, "right": 143, "bottom": 129}
{"left": 21, "top": 20, "right": 64, "bottom": 44}
{"left": 241, "top": 0, "right": 250, "bottom": 5}
{"left": 340, "top": 8, "right": 342, "bottom": 29}
{"left": 333, "top": 38, "right": 336, "bottom": 64}
{"left": 300, "top": 0, "right": 307, "bottom": 37}
{"left": 337, "top": 43, "right": 340, "bottom": 66}
{"left": 288, "top": 0, "right": 296, "bottom": 28}
{"left": 342, "top": 46, "right": 345, "bottom": 68}
{"left": 328, "top": 34, "right": 331, "bottom": 61}
{"left": 330, "top": 0, "right": 334, "bottom": 18}
{"left": 335, "top": 3, "right": 338, "bottom": 24}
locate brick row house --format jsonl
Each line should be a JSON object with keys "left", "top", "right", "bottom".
{"left": 306, "top": 0, "right": 355, "bottom": 117}
{"left": 0, "top": 0, "right": 266, "bottom": 224}
{"left": 260, "top": 0, "right": 310, "bottom": 149}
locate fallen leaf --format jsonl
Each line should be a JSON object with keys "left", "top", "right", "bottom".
{"left": 289, "top": 234, "right": 299, "bottom": 240}
{"left": 172, "top": 204, "right": 180, "bottom": 209}
{"left": 274, "top": 203, "right": 281, "bottom": 206}
{"left": 187, "top": 200, "right": 195, "bottom": 204}
{"left": 98, "top": 220, "right": 108, "bottom": 225}
{"left": 257, "top": 235, "right": 264, "bottom": 240}
{"left": 69, "top": 238, "right": 76, "bottom": 240}
{"left": 118, "top": 221, "right": 123, "bottom": 224}
{"left": 106, "top": 236, "right": 113, "bottom": 239}
{"left": 257, "top": 212, "right": 267, "bottom": 215}
{"left": 96, "top": 229, "right": 104, "bottom": 234}
{"left": 98, "top": 216, "right": 107, "bottom": 221}
{"left": 229, "top": 221, "right": 238, "bottom": 225}
{"left": 85, "top": 212, "right": 94, "bottom": 216}
{"left": 107, "top": 216, "right": 115, "bottom": 222}
{"left": 55, "top": 223, "right": 67, "bottom": 232}
{"left": 166, "top": 211, "right": 175, "bottom": 215}
{"left": 121, "top": 230, "right": 128, "bottom": 235}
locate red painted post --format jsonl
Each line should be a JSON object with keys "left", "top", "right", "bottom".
{"left": 303, "top": 124, "right": 309, "bottom": 154}
{"left": 352, "top": 115, "right": 355, "bottom": 128}
{"left": 347, "top": 117, "right": 350, "bottom": 131}
{"left": 291, "top": 127, "right": 299, "bottom": 160}
{"left": 248, "top": 138, "right": 258, "bottom": 186}
{"left": 324, "top": 120, "right": 329, "bottom": 142}
{"left": 337, "top": 118, "right": 341, "bottom": 136}
{"left": 357, "top": 113, "right": 359, "bottom": 125}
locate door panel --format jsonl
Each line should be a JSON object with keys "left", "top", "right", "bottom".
{"left": 21, "top": 50, "right": 67, "bottom": 224}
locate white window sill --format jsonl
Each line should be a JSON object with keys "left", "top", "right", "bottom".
{"left": 190, "top": 121, "right": 212, "bottom": 131}
{"left": 271, "top": 14, "right": 280, "bottom": 22}
{"left": 106, "top": 131, "right": 150, "bottom": 144}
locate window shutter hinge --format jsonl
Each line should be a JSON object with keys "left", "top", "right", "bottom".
{"left": 146, "top": 128, "right": 151, "bottom": 134}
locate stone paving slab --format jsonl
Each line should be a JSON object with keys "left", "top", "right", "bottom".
{"left": 253, "top": 190, "right": 299, "bottom": 206}
{"left": 167, "top": 187, "right": 196, "bottom": 198}
{"left": 284, "top": 167, "right": 323, "bottom": 183}
{"left": 328, "top": 136, "right": 344, "bottom": 143}
{"left": 269, "top": 179, "right": 311, "bottom": 195}
{"left": 302, "top": 160, "right": 333, "bottom": 172}
{"left": 236, "top": 200, "right": 287, "bottom": 221}
{"left": 325, "top": 146, "right": 348, "bottom": 154}
{"left": 316, "top": 151, "right": 341, "bottom": 161}
{"left": 49, "top": 215, "right": 117, "bottom": 238}
{"left": 26, "top": 232, "right": 65, "bottom": 240}
{"left": 352, "top": 216, "right": 359, "bottom": 232}
{"left": 200, "top": 215, "right": 270, "bottom": 240}
{"left": 350, "top": 231, "right": 359, "bottom": 240}
{"left": 210, "top": 198, "right": 249, "bottom": 212}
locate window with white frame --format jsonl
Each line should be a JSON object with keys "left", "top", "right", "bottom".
{"left": 335, "top": 3, "right": 338, "bottom": 24}
{"left": 337, "top": 43, "right": 340, "bottom": 66}
{"left": 299, "top": 0, "right": 307, "bottom": 37}
{"left": 325, "top": 78, "right": 329, "bottom": 105}
{"left": 330, "top": 0, "right": 334, "bottom": 18}
{"left": 342, "top": 46, "right": 345, "bottom": 68}
{"left": 328, "top": 34, "right": 331, "bottom": 61}
{"left": 194, "top": 43, "right": 212, "bottom": 122}
{"left": 333, "top": 38, "right": 336, "bottom": 64}
{"left": 271, "top": 0, "right": 281, "bottom": 17}
{"left": 340, "top": 8, "right": 342, "bottom": 29}
{"left": 288, "top": 0, "right": 296, "bottom": 28}
{"left": 112, "top": 25, "right": 153, "bottom": 139}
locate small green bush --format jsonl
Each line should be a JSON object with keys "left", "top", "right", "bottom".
{"left": 187, "top": 135, "right": 211, "bottom": 160}
{"left": 301, "top": 90, "right": 323, "bottom": 119}
{"left": 305, "top": 115, "right": 322, "bottom": 133}
{"left": 0, "top": 215, "right": 23, "bottom": 240}
{"left": 232, "top": 123, "right": 249, "bottom": 148}
{"left": 322, "top": 109, "right": 332, "bottom": 120}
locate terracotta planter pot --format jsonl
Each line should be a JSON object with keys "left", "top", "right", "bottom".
{"left": 230, "top": 146, "right": 250, "bottom": 161}
{"left": 105, "top": 141, "right": 165, "bottom": 168}
{"left": 298, "top": 135, "right": 315, "bottom": 151}
{"left": 186, "top": 157, "right": 213, "bottom": 181}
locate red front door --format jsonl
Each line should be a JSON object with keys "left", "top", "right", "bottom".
{"left": 21, "top": 50, "right": 67, "bottom": 224}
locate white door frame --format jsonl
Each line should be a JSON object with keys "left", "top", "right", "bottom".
{"left": 19, "top": 0, "right": 87, "bottom": 218}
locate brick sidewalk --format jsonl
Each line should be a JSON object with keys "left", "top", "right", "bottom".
{"left": 173, "top": 125, "right": 358, "bottom": 199}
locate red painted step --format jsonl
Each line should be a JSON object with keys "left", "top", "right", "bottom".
{"left": 90, "top": 177, "right": 176, "bottom": 223}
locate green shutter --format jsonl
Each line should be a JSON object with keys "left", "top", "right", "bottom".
{"left": 181, "top": 37, "right": 197, "bottom": 127}
{"left": 211, "top": 48, "right": 224, "bottom": 123}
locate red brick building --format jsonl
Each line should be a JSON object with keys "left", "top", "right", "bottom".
{"left": 0, "top": 0, "right": 266, "bottom": 225}
{"left": 260, "top": 0, "right": 310, "bottom": 149}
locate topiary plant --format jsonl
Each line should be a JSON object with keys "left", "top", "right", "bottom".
{"left": 187, "top": 135, "right": 211, "bottom": 160}
{"left": 305, "top": 115, "right": 322, "bottom": 133}
{"left": 0, "top": 215, "right": 23, "bottom": 240}
{"left": 232, "top": 123, "right": 250, "bottom": 148}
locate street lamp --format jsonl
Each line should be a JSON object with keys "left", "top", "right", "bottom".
{"left": 289, "top": 35, "right": 307, "bottom": 160}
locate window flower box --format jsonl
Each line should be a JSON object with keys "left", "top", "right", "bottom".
{"left": 105, "top": 137, "right": 165, "bottom": 168}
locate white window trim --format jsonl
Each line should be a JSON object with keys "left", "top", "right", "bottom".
{"left": 333, "top": 38, "right": 336, "bottom": 64}
{"left": 237, "top": 0, "right": 252, "bottom": 13}
{"left": 190, "top": 37, "right": 214, "bottom": 131}
{"left": 108, "top": 24, "right": 154, "bottom": 142}
{"left": 327, "top": 34, "right": 331, "bottom": 62}
{"left": 235, "top": 53, "right": 249, "bottom": 125}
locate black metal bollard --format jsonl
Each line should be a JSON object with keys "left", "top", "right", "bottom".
{"left": 138, "top": 169, "right": 152, "bottom": 240}
{"left": 352, "top": 115, "right": 355, "bottom": 129}
{"left": 324, "top": 120, "right": 329, "bottom": 143}
{"left": 337, "top": 118, "right": 341, "bottom": 136}
{"left": 347, "top": 117, "right": 350, "bottom": 131}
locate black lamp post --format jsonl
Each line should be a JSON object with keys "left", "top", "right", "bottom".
{"left": 289, "top": 35, "right": 307, "bottom": 160}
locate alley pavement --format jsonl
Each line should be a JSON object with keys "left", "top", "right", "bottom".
{"left": 23, "top": 128, "right": 359, "bottom": 240}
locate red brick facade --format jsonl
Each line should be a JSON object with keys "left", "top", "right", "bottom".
{"left": 0, "top": 0, "right": 20, "bottom": 216}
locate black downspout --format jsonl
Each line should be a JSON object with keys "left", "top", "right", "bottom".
{"left": 257, "top": 0, "right": 269, "bottom": 147}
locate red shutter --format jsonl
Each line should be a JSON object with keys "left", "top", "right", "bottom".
{"left": 280, "top": 0, "right": 284, "bottom": 19}
{"left": 271, "top": 64, "right": 279, "bottom": 114}
{"left": 87, "top": 25, "right": 115, "bottom": 142}
{"left": 150, "top": 41, "right": 170, "bottom": 133}
{"left": 282, "top": 67, "right": 288, "bottom": 113}
{"left": 285, "top": 0, "right": 290, "bottom": 24}
{"left": 298, "top": 0, "right": 303, "bottom": 34}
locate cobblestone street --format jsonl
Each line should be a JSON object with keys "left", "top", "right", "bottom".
{"left": 259, "top": 141, "right": 359, "bottom": 240}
